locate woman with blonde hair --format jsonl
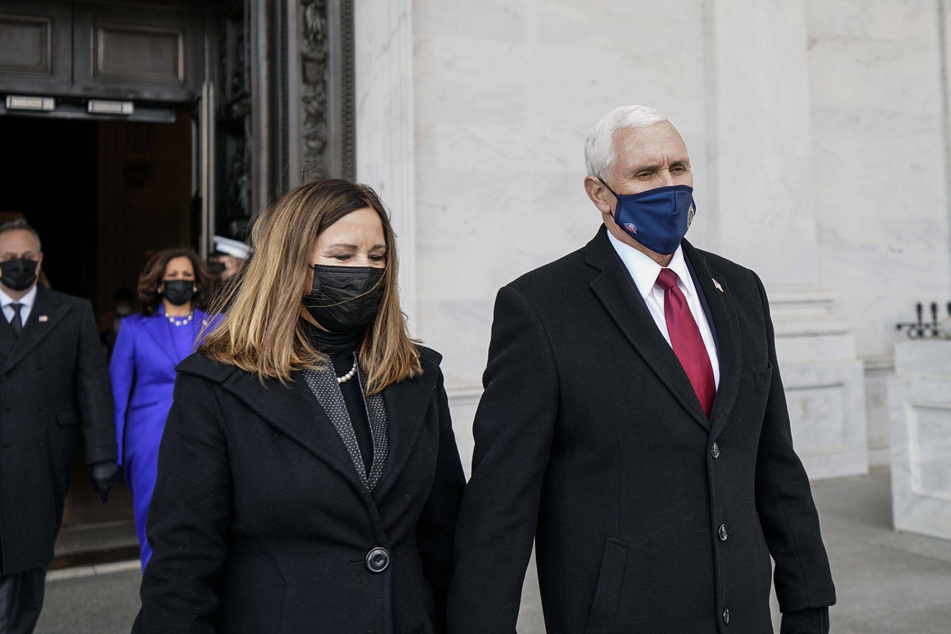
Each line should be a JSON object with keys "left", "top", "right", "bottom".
{"left": 133, "top": 180, "right": 465, "bottom": 633}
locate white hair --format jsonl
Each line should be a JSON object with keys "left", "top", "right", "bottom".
{"left": 584, "top": 105, "right": 678, "bottom": 179}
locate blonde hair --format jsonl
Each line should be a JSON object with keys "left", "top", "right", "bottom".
{"left": 201, "top": 179, "right": 421, "bottom": 392}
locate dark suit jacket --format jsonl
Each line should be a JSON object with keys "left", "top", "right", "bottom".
{"left": 0, "top": 285, "right": 116, "bottom": 574}
{"left": 448, "top": 227, "right": 835, "bottom": 633}
{"left": 133, "top": 346, "right": 466, "bottom": 634}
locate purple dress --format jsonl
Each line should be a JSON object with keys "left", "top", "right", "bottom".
{"left": 109, "top": 305, "right": 221, "bottom": 569}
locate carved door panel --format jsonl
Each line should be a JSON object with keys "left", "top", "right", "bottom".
{"left": 0, "top": 1, "right": 71, "bottom": 94}
{"left": 0, "top": 0, "right": 205, "bottom": 102}
{"left": 214, "top": 0, "right": 252, "bottom": 245}
{"left": 289, "top": 0, "right": 355, "bottom": 185}
{"left": 72, "top": 2, "right": 205, "bottom": 102}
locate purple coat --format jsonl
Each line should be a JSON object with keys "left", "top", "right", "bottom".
{"left": 109, "top": 306, "right": 219, "bottom": 567}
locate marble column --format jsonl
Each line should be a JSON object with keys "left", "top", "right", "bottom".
{"left": 353, "top": 0, "right": 417, "bottom": 329}
{"left": 888, "top": 341, "right": 951, "bottom": 542}
{"left": 807, "top": 0, "right": 951, "bottom": 472}
{"left": 352, "top": 0, "right": 485, "bottom": 464}
{"left": 704, "top": 0, "right": 867, "bottom": 478}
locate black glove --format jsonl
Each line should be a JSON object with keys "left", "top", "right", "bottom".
{"left": 89, "top": 461, "right": 120, "bottom": 503}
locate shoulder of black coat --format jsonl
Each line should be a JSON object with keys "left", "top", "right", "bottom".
{"left": 690, "top": 245, "right": 758, "bottom": 283}
{"left": 415, "top": 344, "right": 443, "bottom": 370}
{"left": 506, "top": 244, "right": 588, "bottom": 296}
{"left": 37, "top": 285, "right": 87, "bottom": 309}
{"left": 175, "top": 352, "right": 239, "bottom": 383}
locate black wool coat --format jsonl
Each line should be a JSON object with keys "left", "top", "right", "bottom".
{"left": 0, "top": 285, "right": 116, "bottom": 574}
{"left": 133, "top": 346, "right": 466, "bottom": 634}
{"left": 448, "top": 227, "right": 836, "bottom": 634}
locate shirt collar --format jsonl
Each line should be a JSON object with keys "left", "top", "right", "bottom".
{"left": 0, "top": 284, "right": 37, "bottom": 309}
{"left": 606, "top": 230, "right": 695, "bottom": 299}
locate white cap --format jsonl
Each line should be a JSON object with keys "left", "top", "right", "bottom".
{"left": 212, "top": 235, "right": 250, "bottom": 259}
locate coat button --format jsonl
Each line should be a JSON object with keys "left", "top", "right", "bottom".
{"left": 718, "top": 524, "right": 728, "bottom": 541}
{"left": 722, "top": 608, "right": 730, "bottom": 624}
{"left": 711, "top": 442, "right": 720, "bottom": 459}
{"left": 365, "top": 547, "right": 390, "bottom": 573}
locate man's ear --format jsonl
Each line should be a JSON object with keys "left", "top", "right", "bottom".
{"left": 584, "top": 176, "right": 614, "bottom": 215}
{"left": 36, "top": 252, "right": 43, "bottom": 273}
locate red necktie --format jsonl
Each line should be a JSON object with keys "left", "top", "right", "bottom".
{"left": 656, "top": 268, "right": 716, "bottom": 417}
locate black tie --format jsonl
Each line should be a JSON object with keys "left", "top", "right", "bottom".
{"left": 9, "top": 303, "right": 22, "bottom": 337}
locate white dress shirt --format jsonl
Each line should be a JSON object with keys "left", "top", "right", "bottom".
{"left": 606, "top": 231, "right": 720, "bottom": 387}
{"left": 0, "top": 284, "right": 37, "bottom": 326}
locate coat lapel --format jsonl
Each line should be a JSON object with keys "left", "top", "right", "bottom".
{"left": 681, "top": 241, "right": 741, "bottom": 440}
{"left": 220, "top": 369, "right": 372, "bottom": 499}
{"left": 141, "top": 309, "right": 181, "bottom": 366}
{"left": 1, "top": 286, "right": 71, "bottom": 374}
{"left": 586, "top": 228, "right": 710, "bottom": 430}
{"left": 371, "top": 366, "right": 440, "bottom": 502}
{"left": 0, "top": 311, "right": 15, "bottom": 359}
{"left": 215, "top": 357, "right": 439, "bottom": 503}
{"left": 585, "top": 227, "right": 710, "bottom": 430}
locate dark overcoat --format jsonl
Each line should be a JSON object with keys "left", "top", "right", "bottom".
{"left": 0, "top": 285, "right": 116, "bottom": 574}
{"left": 133, "top": 346, "right": 466, "bottom": 634}
{"left": 448, "top": 227, "right": 836, "bottom": 633}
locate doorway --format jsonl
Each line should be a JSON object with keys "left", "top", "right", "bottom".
{"left": 0, "top": 111, "right": 196, "bottom": 565}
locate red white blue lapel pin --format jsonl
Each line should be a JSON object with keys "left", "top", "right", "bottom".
{"left": 38, "top": 315, "right": 48, "bottom": 322}
{"left": 712, "top": 278, "right": 724, "bottom": 293}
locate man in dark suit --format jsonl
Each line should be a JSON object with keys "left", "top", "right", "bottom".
{"left": 0, "top": 220, "right": 118, "bottom": 633}
{"left": 448, "top": 106, "right": 836, "bottom": 633}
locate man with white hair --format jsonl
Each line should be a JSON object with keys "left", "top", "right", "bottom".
{"left": 448, "top": 106, "right": 836, "bottom": 633}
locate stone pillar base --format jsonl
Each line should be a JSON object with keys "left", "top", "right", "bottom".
{"left": 769, "top": 284, "right": 869, "bottom": 480}
{"left": 888, "top": 341, "right": 951, "bottom": 541}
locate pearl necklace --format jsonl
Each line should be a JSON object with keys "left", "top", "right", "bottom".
{"left": 337, "top": 357, "right": 358, "bottom": 384}
{"left": 166, "top": 310, "right": 194, "bottom": 327}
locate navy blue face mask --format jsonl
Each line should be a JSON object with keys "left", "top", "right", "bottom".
{"left": 599, "top": 179, "right": 696, "bottom": 255}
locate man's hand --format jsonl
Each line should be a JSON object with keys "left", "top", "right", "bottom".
{"left": 89, "top": 461, "right": 120, "bottom": 503}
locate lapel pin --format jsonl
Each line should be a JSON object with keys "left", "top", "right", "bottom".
{"left": 38, "top": 315, "right": 48, "bottom": 322}
{"left": 712, "top": 278, "right": 724, "bottom": 293}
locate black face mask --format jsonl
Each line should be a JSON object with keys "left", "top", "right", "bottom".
{"left": 0, "top": 258, "right": 38, "bottom": 292}
{"left": 162, "top": 279, "right": 196, "bottom": 306}
{"left": 304, "top": 265, "right": 385, "bottom": 332}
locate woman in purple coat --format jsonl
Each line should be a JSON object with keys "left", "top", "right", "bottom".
{"left": 109, "top": 248, "right": 220, "bottom": 569}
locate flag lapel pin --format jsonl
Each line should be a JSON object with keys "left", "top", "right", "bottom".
{"left": 38, "top": 315, "right": 48, "bottom": 322}
{"left": 712, "top": 278, "right": 724, "bottom": 293}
